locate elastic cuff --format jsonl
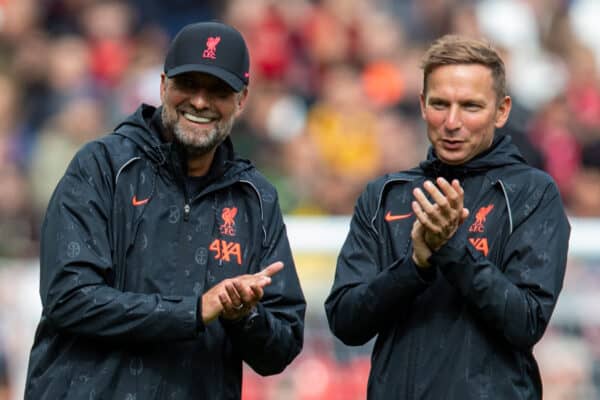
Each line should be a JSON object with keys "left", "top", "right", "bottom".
{"left": 385, "top": 256, "right": 436, "bottom": 285}
{"left": 410, "top": 257, "right": 436, "bottom": 283}
{"left": 220, "top": 306, "right": 261, "bottom": 331}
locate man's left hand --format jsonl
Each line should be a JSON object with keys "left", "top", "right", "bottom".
{"left": 412, "top": 178, "right": 469, "bottom": 251}
{"left": 219, "top": 262, "right": 284, "bottom": 320}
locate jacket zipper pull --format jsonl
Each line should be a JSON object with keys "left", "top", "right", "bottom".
{"left": 184, "top": 203, "right": 191, "bottom": 221}
{"left": 182, "top": 181, "right": 191, "bottom": 222}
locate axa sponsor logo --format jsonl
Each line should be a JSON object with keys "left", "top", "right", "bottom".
{"left": 202, "top": 36, "right": 221, "bottom": 59}
{"left": 469, "top": 237, "right": 490, "bottom": 257}
{"left": 209, "top": 239, "right": 242, "bottom": 265}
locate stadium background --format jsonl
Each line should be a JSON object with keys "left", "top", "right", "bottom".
{"left": 1, "top": 0, "right": 600, "bottom": 398}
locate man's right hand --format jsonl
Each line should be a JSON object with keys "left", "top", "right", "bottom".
{"left": 411, "top": 220, "right": 432, "bottom": 268}
{"left": 201, "top": 261, "right": 284, "bottom": 324}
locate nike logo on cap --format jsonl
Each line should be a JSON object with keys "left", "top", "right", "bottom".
{"left": 384, "top": 211, "right": 413, "bottom": 221}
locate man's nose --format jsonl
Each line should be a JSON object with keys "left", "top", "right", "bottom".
{"left": 189, "top": 89, "right": 211, "bottom": 109}
{"left": 444, "top": 105, "right": 462, "bottom": 131}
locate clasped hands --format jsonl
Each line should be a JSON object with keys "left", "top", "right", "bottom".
{"left": 202, "top": 262, "right": 284, "bottom": 324}
{"left": 411, "top": 178, "right": 469, "bottom": 268}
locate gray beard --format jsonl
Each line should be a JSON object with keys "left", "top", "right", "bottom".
{"left": 173, "top": 124, "right": 224, "bottom": 157}
{"left": 161, "top": 107, "right": 235, "bottom": 157}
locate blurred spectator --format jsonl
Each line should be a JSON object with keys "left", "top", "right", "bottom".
{"left": 564, "top": 44, "right": 600, "bottom": 140}
{"left": 243, "top": 2, "right": 295, "bottom": 83}
{"left": 300, "top": 1, "right": 356, "bottom": 67}
{"left": 375, "top": 111, "right": 426, "bottom": 174}
{"left": 45, "top": 34, "right": 93, "bottom": 103}
{"left": 582, "top": 324, "right": 600, "bottom": 394}
{"left": 386, "top": 0, "right": 457, "bottom": 44}
{"left": 356, "top": 10, "right": 407, "bottom": 109}
{"left": 0, "top": 74, "right": 23, "bottom": 165}
{"left": 307, "top": 64, "right": 379, "bottom": 176}
{"left": 16, "top": 34, "right": 95, "bottom": 161}
{"left": 303, "top": 64, "right": 380, "bottom": 214}
{"left": 0, "top": 0, "right": 40, "bottom": 42}
{"left": 497, "top": 100, "right": 545, "bottom": 170}
{"left": 42, "top": 0, "right": 94, "bottom": 34}
{"left": 535, "top": 332, "right": 597, "bottom": 400}
{"left": 110, "top": 25, "right": 168, "bottom": 118}
{"left": 528, "top": 96, "right": 581, "bottom": 198}
{"left": 78, "top": 0, "right": 135, "bottom": 89}
{"left": 0, "top": 75, "right": 38, "bottom": 259}
{"left": 126, "top": 0, "right": 220, "bottom": 37}
{"left": 569, "top": 0, "right": 600, "bottom": 66}
{"left": 0, "top": 163, "right": 37, "bottom": 258}
{"left": 477, "top": 0, "right": 569, "bottom": 110}
{"left": 28, "top": 95, "right": 106, "bottom": 219}
{"left": 9, "top": 31, "right": 52, "bottom": 154}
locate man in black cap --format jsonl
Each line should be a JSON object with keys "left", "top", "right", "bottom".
{"left": 24, "top": 21, "right": 306, "bottom": 399}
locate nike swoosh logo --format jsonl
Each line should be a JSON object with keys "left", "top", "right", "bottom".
{"left": 132, "top": 195, "right": 149, "bottom": 206}
{"left": 384, "top": 211, "right": 413, "bottom": 221}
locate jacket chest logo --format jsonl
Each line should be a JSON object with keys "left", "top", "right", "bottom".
{"left": 469, "top": 204, "right": 494, "bottom": 233}
{"left": 219, "top": 207, "right": 238, "bottom": 236}
{"left": 468, "top": 204, "right": 494, "bottom": 256}
{"left": 384, "top": 210, "right": 413, "bottom": 222}
{"left": 211, "top": 207, "right": 243, "bottom": 265}
{"left": 132, "top": 195, "right": 149, "bottom": 206}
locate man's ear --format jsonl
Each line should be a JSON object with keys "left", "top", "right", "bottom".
{"left": 235, "top": 87, "right": 249, "bottom": 116}
{"left": 419, "top": 92, "right": 427, "bottom": 120}
{"left": 495, "top": 95, "right": 512, "bottom": 128}
{"left": 159, "top": 73, "right": 168, "bottom": 103}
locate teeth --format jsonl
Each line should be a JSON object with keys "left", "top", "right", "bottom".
{"left": 183, "top": 112, "right": 213, "bottom": 123}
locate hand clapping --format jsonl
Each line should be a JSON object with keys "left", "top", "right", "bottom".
{"left": 201, "top": 262, "right": 284, "bottom": 323}
{"left": 410, "top": 178, "right": 469, "bottom": 267}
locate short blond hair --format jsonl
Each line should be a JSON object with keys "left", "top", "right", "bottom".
{"left": 421, "top": 35, "right": 507, "bottom": 101}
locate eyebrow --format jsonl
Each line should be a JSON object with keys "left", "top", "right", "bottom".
{"left": 427, "top": 96, "right": 487, "bottom": 106}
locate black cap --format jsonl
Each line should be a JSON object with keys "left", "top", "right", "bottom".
{"left": 164, "top": 21, "right": 250, "bottom": 92}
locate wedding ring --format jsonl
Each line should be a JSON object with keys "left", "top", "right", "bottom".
{"left": 234, "top": 303, "right": 244, "bottom": 310}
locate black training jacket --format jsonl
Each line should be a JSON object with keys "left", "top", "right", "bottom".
{"left": 25, "top": 104, "right": 306, "bottom": 399}
{"left": 325, "top": 135, "right": 570, "bottom": 399}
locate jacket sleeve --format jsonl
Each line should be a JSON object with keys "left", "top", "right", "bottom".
{"left": 222, "top": 193, "right": 306, "bottom": 376}
{"left": 431, "top": 180, "right": 570, "bottom": 349}
{"left": 40, "top": 144, "right": 200, "bottom": 342}
{"left": 324, "top": 184, "right": 433, "bottom": 346}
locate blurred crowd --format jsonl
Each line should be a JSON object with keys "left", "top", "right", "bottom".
{"left": 1, "top": 0, "right": 600, "bottom": 398}
{"left": 1, "top": 0, "right": 600, "bottom": 259}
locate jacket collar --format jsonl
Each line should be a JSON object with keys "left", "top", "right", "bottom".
{"left": 419, "top": 134, "right": 525, "bottom": 181}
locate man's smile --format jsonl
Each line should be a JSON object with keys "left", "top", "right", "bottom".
{"left": 181, "top": 111, "right": 218, "bottom": 124}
